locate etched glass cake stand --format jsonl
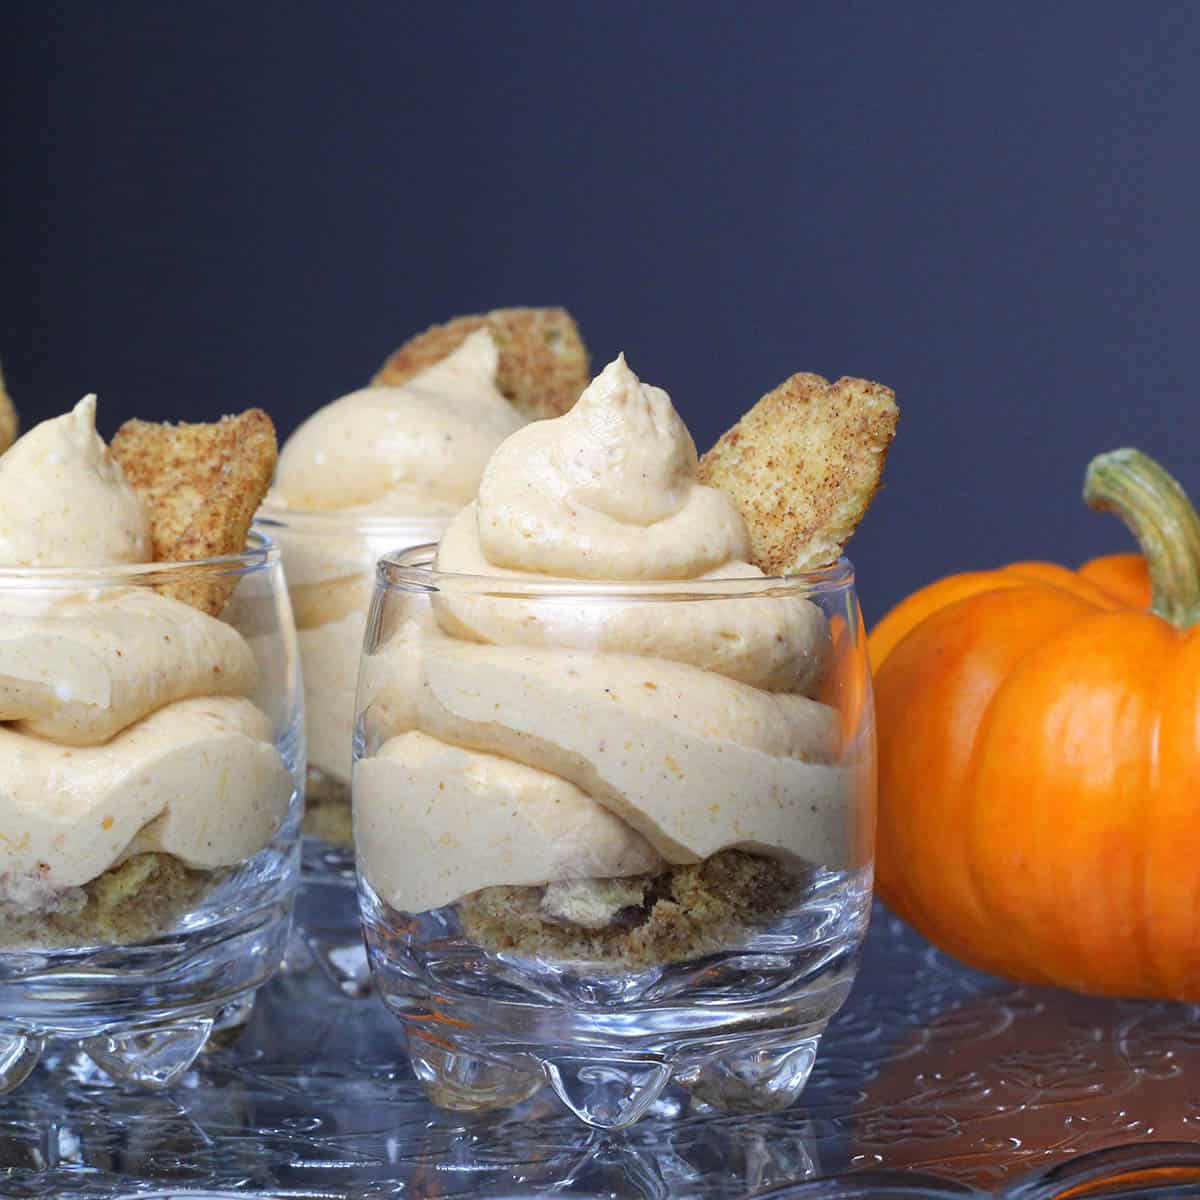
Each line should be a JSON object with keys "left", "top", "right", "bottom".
{"left": 3, "top": 903, "right": 1200, "bottom": 1197}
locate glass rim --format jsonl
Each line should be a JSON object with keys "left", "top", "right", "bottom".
{"left": 0, "top": 528, "right": 279, "bottom": 586}
{"left": 255, "top": 503, "right": 454, "bottom": 540}
{"left": 376, "top": 543, "right": 856, "bottom": 598}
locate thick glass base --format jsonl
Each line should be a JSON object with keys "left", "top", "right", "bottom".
{"left": 362, "top": 865, "right": 872, "bottom": 1129}
{"left": 0, "top": 839, "right": 297, "bottom": 1092}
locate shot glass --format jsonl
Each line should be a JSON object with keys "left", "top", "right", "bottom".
{"left": 355, "top": 546, "right": 875, "bottom": 1128}
{"left": 0, "top": 531, "right": 303, "bottom": 1090}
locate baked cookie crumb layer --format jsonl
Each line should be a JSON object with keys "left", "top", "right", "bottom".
{"left": 0, "top": 853, "right": 215, "bottom": 949}
{"left": 458, "top": 850, "right": 805, "bottom": 968}
{"left": 301, "top": 768, "right": 353, "bottom": 846}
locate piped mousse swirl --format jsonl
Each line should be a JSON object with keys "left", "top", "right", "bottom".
{"left": 273, "top": 330, "right": 524, "bottom": 520}
{"left": 357, "top": 356, "right": 867, "bottom": 915}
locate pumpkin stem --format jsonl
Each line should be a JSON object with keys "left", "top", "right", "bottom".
{"left": 1084, "top": 448, "right": 1200, "bottom": 628}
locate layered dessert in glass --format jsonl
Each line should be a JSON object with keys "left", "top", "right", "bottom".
{"left": 0, "top": 394, "right": 302, "bottom": 1091}
{"left": 257, "top": 307, "right": 589, "bottom": 869}
{"left": 355, "top": 355, "right": 897, "bottom": 1127}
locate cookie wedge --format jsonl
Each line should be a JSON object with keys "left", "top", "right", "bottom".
{"left": 373, "top": 307, "right": 589, "bottom": 421}
{"left": 111, "top": 409, "right": 277, "bottom": 615}
{"left": 0, "top": 362, "right": 17, "bottom": 454}
{"left": 699, "top": 373, "right": 898, "bottom": 574}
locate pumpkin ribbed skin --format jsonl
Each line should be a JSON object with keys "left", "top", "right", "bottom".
{"left": 870, "top": 549, "right": 1200, "bottom": 1000}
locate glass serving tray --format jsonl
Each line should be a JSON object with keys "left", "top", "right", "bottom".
{"left": 4, "top": 899, "right": 1200, "bottom": 1199}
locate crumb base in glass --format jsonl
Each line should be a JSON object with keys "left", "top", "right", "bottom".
{"left": 0, "top": 853, "right": 216, "bottom": 950}
{"left": 361, "top": 860, "right": 872, "bottom": 1130}
{"left": 0, "top": 814, "right": 299, "bottom": 1093}
{"left": 300, "top": 765, "right": 355, "bottom": 876}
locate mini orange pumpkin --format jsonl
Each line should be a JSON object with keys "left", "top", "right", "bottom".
{"left": 869, "top": 449, "right": 1200, "bottom": 1000}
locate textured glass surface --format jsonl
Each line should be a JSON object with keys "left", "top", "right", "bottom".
{"left": 4, "top": 903, "right": 1200, "bottom": 1197}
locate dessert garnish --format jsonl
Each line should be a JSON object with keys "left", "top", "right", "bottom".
{"left": 373, "top": 306, "right": 590, "bottom": 422}
{"left": 699, "top": 372, "right": 898, "bottom": 573}
{"left": 112, "top": 409, "right": 278, "bottom": 615}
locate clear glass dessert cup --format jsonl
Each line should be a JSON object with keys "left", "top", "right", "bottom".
{"left": 355, "top": 547, "right": 876, "bottom": 1129}
{"left": 0, "top": 532, "right": 304, "bottom": 1091}
{"left": 254, "top": 507, "right": 450, "bottom": 992}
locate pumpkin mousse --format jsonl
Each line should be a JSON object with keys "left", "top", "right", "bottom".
{"left": 356, "top": 355, "right": 875, "bottom": 964}
{"left": 265, "top": 310, "right": 589, "bottom": 844}
{"left": 0, "top": 396, "right": 292, "bottom": 946}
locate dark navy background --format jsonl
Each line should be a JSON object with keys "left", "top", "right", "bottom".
{"left": 3, "top": 1, "right": 1199, "bottom": 620}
